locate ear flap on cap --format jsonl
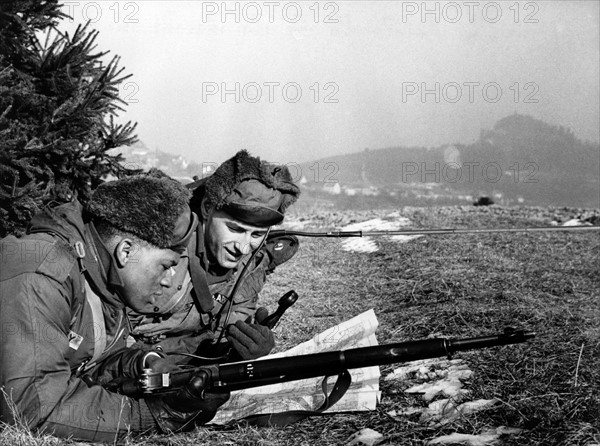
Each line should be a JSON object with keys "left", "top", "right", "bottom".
{"left": 201, "top": 150, "right": 300, "bottom": 217}
{"left": 264, "top": 234, "right": 300, "bottom": 273}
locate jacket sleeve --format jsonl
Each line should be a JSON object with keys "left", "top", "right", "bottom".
{"left": 0, "top": 272, "right": 156, "bottom": 442}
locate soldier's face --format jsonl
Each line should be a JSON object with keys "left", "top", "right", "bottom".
{"left": 204, "top": 210, "right": 269, "bottom": 269}
{"left": 117, "top": 240, "right": 181, "bottom": 314}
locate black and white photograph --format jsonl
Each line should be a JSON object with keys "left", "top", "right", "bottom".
{"left": 0, "top": 1, "right": 598, "bottom": 445}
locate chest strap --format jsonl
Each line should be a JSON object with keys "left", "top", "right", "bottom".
{"left": 84, "top": 279, "right": 107, "bottom": 364}
{"left": 158, "top": 267, "right": 193, "bottom": 315}
{"left": 189, "top": 229, "right": 215, "bottom": 312}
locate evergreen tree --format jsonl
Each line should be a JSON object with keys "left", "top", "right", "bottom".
{"left": 0, "top": 0, "right": 138, "bottom": 237}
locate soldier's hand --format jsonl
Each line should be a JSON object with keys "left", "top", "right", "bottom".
{"left": 146, "top": 370, "right": 230, "bottom": 432}
{"left": 93, "top": 348, "right": 164, "bottom": 389}
{"left": 98, "top": 350, "right": 180, "bottom": 392}
{"left": 145, "top": 354, "right": 183, "bottom": 374}
{"left": 226, "top": 307, "right": 275, "bottom": 360}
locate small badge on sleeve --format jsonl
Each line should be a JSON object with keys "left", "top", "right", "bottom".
{"left": 68, "top": 330, "right": 84, "bottom": 350}
{"left": 213, "top": 293, "right": 228, "bottom": 304}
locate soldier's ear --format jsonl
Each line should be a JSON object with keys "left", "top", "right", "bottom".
{"left": 114, "top": 238, "right": 135, "bottom": 267}
{"left": 200, "top": 198, "right": 211, "bottom": 221}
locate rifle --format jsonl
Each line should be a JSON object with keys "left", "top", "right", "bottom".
{"left": 268, "top": 225, "right": 600, "bottom": 239}
{"left": 119, "top": 327, "right": 534, "bottom": 398}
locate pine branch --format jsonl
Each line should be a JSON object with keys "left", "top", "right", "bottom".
{"left": 0, "top": 2, "right": 139, "bottom": 237}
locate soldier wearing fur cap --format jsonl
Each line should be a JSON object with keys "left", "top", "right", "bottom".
{"left": 128, "top": 150, "right": 301, "bottom": 363}
{"left": 0, "top": 175, "right": 229, "bottom": 441}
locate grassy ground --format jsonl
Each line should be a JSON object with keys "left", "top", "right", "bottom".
{"left": 1, "top": 205, "right": 598, "bottom": 446}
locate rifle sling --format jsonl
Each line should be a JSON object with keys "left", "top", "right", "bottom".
{"left": 188, "top": 227, "right": 215, "bottom": 312}
{"left": 238, "top": 369, "right": 352, "bottom": 427}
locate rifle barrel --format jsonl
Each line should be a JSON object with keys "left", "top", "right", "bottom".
{"left": 269, "top": 225, "right": 599, "bottom": 238}
{"left": 211, "top": 329, "right": 534, "bottom": 391}
{"left": 129, "top": 329, "right": 534, "bottom": 395}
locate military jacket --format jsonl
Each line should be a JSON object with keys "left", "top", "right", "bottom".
{"left": 0, "top": 202, "right": 155, "bottom": 441}
{"left": 128, "top": 223, "right": 299, "bottom": 355}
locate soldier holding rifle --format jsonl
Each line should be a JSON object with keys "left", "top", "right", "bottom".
{"left": 127, "top": 150, "right": 301, "bottom": 362}
{"left": 0, "top": 152, "right": 538, "bottom": 441}
{"left": 0, "top": 150, "right": 301, "bottom": 440}
{"left": 0, "top": 175, "right": 230, "bottom": 440}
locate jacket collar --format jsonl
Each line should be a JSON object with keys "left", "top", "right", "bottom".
{"left": 28, "top": 200, "right": 126, "bottom": 310}
{"left": 87, "top": 222, "right": 126, "bottom": 301}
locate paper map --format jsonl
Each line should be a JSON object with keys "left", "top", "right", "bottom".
{"left": 210, "top": 309, "right": 381, "bottom": 424}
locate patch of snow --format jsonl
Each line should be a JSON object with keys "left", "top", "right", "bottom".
{"left": 346, "top": 428, "right": 384, "bottom": 446}
{"left": 342, "top": 238, "right": 379, "bottom": 253}
{"left": 427, "top": 426, "right": 524, "bottom": 445}
{"left": 339, "top": 215, "right": 417, "bottom": 252}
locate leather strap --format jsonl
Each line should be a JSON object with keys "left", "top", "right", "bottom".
{"left": 188, "top": 227, "right": 215, "bottom": 312}
{"left": 158, "top": 268, "right": 192, "bottom": 314}
{"left": 240, "top": 370, "right": 352, "bottom": 427}
{"left": 84, "top": 279, "right": 107, "bottom": 364}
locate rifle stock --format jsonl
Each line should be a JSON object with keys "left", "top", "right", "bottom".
{"left": 121, "top": 328, "right": 534, "bottom": 397}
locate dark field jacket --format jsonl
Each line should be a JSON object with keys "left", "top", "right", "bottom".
{"left": 0, "top": 202, "right": 155, "bottom": 441}
{"left": 128, "top": 223, "right": 299, "bottom": 355}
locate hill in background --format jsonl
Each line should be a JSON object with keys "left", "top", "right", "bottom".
{"left": 298, "top": 114, "right": 599, "bottom": 209}
{"left": 112, "top": 114, "right": 599, "bottom": 209}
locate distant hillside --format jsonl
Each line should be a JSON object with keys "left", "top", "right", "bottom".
{"left": 298, "top": 114, "right": 599, "bottom": 208}
{"left": 111, "top": 114, "right": 599, "bottom": 208}
{"left": 108, "top": 141, "right": 210, "bottom": 184}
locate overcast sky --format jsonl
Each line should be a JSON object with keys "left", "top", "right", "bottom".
{"left": 58, "top": 1, "right": 599, "bottom": 165}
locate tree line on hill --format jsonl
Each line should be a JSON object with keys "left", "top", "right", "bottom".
{"left": 298, "top": 114, "right": 599, "bottom": 209}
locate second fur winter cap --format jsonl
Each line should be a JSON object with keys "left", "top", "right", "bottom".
{"left": 193, "top": 150, "right": 300, "bottom": 226}
{"left": 87, "top": 174, "right": 197, "bottom": 250}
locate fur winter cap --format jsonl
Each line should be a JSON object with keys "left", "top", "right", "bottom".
{"left": 190, "top": 150, "right": 300, "bottom": 226}
{"left": 87, "top": 175, "right": 196, "bottom": 249}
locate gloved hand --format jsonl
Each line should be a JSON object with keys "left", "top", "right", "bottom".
{"left": 145, "top": 353, "right": 184, "bottom": 374}
{"left": 93, "top": 349, "right": 171, "bottom": 392}
{"left": 226, "top": 307, "right": 275, "bottom": 360}
{"left": 87, "top": 348, "right": 163, "bottom": 388}
{"left": 145, "top": 370, "right": 230, "bottom": 433}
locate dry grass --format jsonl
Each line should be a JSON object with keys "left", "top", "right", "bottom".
{"left": 2, "top": 205, "right": 598, "bottom": 445}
